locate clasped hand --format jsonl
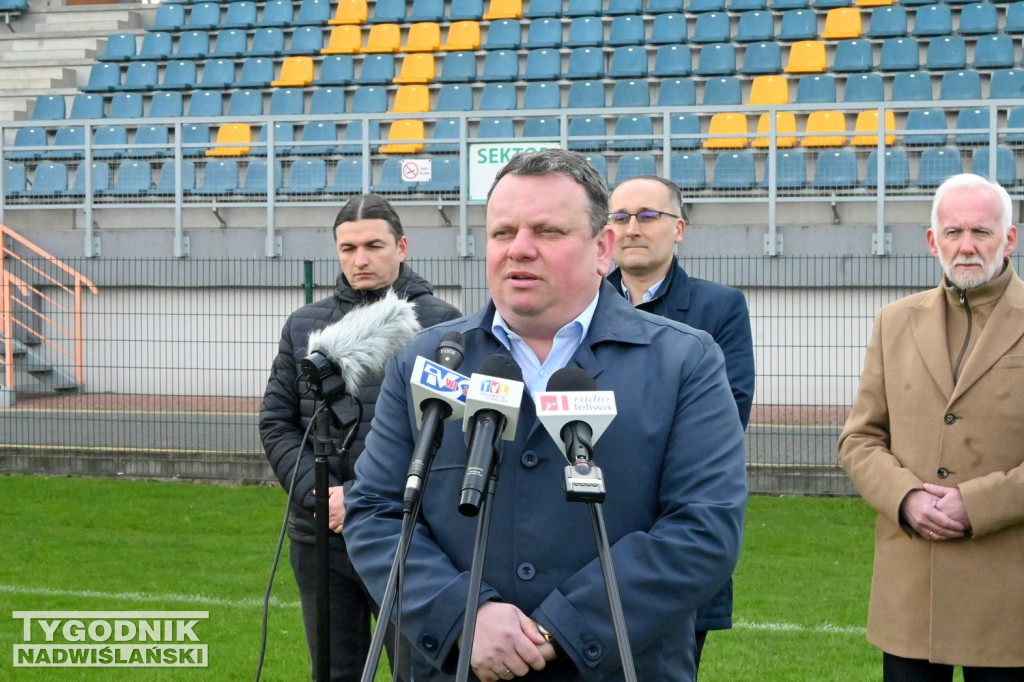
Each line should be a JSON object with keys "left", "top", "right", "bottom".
{"left": 900, "top": 484, "right": 972, "bottom": 541}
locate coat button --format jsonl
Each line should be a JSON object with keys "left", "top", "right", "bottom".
{"left": 937, "top": 467, "right": 949, "bottom": 479}
{"left": 520, "top": 451, "right": 538, "bottom": 468}
{"left": 517, "top": 563, "right": 536, "bottom": 581}
{"left": 421, "top": 634, "right": 438, "bottom": 652}
{"left": 944, "top": 413, "right": 956, "bottom": 424}
{"left": 584, "top": 641, "right": 603, "bottom": 660}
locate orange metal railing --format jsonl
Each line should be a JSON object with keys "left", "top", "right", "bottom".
{"left": 0, "top": 222, "right": 99, "bottom": 392}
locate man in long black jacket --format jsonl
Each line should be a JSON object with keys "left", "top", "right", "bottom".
{"left": 260, "top": 194, "right": 461, "bottom": 682}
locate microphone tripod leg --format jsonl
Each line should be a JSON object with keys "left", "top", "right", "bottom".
{"left": 589, "top": 502, "right": 638, "bottom": 682}
{"left": 455, "top": 473, "right": 498, "bottom": 682}
{"left": 313, "top": 412, "right": 332, "bottom": 682}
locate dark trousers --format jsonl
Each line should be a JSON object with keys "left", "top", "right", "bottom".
{"left": 884, "top": 653, "right": 1024, "bottom": 682}
{"left": 290, "top": 537, "right": 410, "bottom": 682}
{"left": 693, "top": 629, "right": 708, "bottom": 675}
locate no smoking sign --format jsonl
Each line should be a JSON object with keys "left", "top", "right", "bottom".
{"left": 400, "top": 159, "right": 432, "bottom": 183}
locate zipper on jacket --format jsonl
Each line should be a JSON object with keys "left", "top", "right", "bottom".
{"left": 952, "top": 287, "right": 972, "bottom": 385}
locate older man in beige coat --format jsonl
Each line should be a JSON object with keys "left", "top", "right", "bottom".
{"left": 840, "top": 174, "right": 1024, "bottom": 681}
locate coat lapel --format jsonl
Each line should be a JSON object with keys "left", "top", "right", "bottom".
{"left": 950, "top": 273, "right": 1024, "bottom": 403}
{"left": 909, "top": 287, "right": 955, "bottom": 400}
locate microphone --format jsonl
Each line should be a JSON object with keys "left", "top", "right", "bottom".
{"left": 404, "top": 331, "right": 469, "bottom": 512}
{"left": 458, "top": 354, "right": 524, "bottom": 517}
{"left": 301, "top": 290, "right": 422, "bottom": 404}
{"left": 536, "top": 367, "right": 617, "bottom": 503}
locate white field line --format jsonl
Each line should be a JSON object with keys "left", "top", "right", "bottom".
{"left": 733, "top": 619, "right": 865, "bottom": 636}
{"left": 0, "top": 584, "right": 300, "bottom": 609}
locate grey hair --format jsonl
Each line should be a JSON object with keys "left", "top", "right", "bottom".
{"left": 614, "top": 174, "right": 684, "bottom": 215}
{"left": 487, "top": 149, "right": 610, "bottom": 236}
{"left": 930, "top": 173, "right": 1013, "bottom": 235}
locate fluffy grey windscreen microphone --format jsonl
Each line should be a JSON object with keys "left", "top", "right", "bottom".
{"left": 306, "top": 290, "right": 422, "bottom": 398}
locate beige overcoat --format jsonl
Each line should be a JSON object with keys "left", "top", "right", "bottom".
{"left": 839, "top": 264, "right": 1024, "bottom": 667}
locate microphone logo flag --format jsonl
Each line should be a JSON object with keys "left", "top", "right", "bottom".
{"left": 410, "top": 356, "right": 470, "bottom": 425}
{"left": 463, "top": 372, "right": 525, "bottom": 440}
{"left": 534, "top": 391, "right": 617, "bottom": 446}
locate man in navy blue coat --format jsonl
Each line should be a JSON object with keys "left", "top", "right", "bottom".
{"left": 344, "top": 150, "right": 747, "bottom": 682}
{"left": 605, "top": 175, "right": 754, "bottom": 673}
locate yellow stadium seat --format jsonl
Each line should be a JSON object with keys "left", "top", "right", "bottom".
{"left": 271, "top": 56, "right": 314, "bottom": 87}
{"left": 364, "top": 23, "right": 401, "bottom": 53}
{"left": 821, "top": 8, "right": 862, "bottom": 39}
{"left": 753, "top": 112, "right": 798, "bottom": 149}
{"left": 748, "top": 75, "right": 790, "bottom": 105}
{"left": 855, "top": 0, "right": 892, "bottom": 6}
{"left": 321, "top": 25, "right": 361, "bottom": 54}
{"left": 380, "top": 119, "right": 425, "bottom": 154}
{"left": 801, "top": 110, "right": 847, "bottom": 147}
{"left": 704, "top": 113, "right": 749, "bottom": 150}
{"left": 390, "top": 84, "right": 430, "bottom": 113}
{"left": 394, "top": 54, "right": 435, "bottom": 84}
{"left": 482, "top": 0, "right": 522, "bottom": 20}
{"left": 329, "top": 0, "right": 367, "bottom": 25}
{"left": 784, "top": 40, "right": 827, "bottom": 74}
{"left": 851, "top": 109, "right": 897, "bottom": 147}
{"left": 441, "top": 21, "right": 481, "bottom": 51}
{"left": 405, "top": 22, "right": 441, "bottom": 52}
{"left": 206, "top": 123, "right": 251, "bottom": 157}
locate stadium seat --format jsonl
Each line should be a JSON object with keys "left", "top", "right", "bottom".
{"left": 69, "top": 93, "right": 105, "bottom": 120}
{"left": 109, "top": 92, "right": 144, "bottom": 118}
{"left": 772, "top": 0, "right": 809, "bottom": 9}
{"left": 175, "top": 30, "right": 211, "bottom": 60}
{"left": 128, "top": 125, "right": 172, "bottom": 158}
{"left": 730, "top": 0, "right": 766, "bottom": 9}
{"left": 1003, "top": 107, "right": 1024, "bottom": 144}
{"left": 565, "top": 0, "right": 602, "bottom": 15}
{"left": 390, "top": 84, "right": 430, "bottom": 113}
{"left": 295, "top": 122, "right": 340, "bottom": 155}
{"left": 524, "top": 81, "right": 561, "bottom": 109}
{"left": 190, "top": 159, "right": 240, "bottom": 196}
{"left": 735, "top": 10, "right": 774, "bottom": 41}
{"left": 916, "top": 147, "right": 963, "bottom": 187}
{"left": 272, "top": 56, "right": 314, "bottom": 87}
{"left": 253, "top": 122, "right": 295, "bottom": 156}
{"left": 523, "top": 48, "right": 565, "bottom": 81}
{"left": 187, "top": 2, "right": 221, "bottom": 30}
{"left": 902, "top": 108, "right": 948, "bottom": 146}
{"left": 409, "top": 0, "right": 444, "bottom": 21}
{"left": 851, "top": 109, "right": 897, "bottom": 146}
{"left": 925, "top": 36, "right": 966, "bottom": 70}
{"left": 670, "top": 152, "right": 706, "bottom": 190}
{"left": 865, "top": 4, "right": 906, "bottom": 37}
{"left": 283, "top": 26, "right": 324, "bottom": 55}
{"left": 811, "top": 149, "right": 858, "bottom": 188}
{"left": 566, "top": 16, "right": 603, "bottom": 46}
{"left": 258, "top": 0, "right": 294, "bottom": 26}
{"left": 93, "top": 126, "right": 129, "bottom": 159}
{"left": 785, "top": 41, "right": 826, "bottom": 73}
{"left": 711, "top": 151, "right": 756, "bottom": 190}
{"left": 137, "top": 31, "right": 173, "bottom": 61}
{"left": 67, "top": 161, "right": 110, "bottom": 197}
{"left": 48, "top": 126, "right": 85, "bottom": 160}
{"left": 670, "top": 113, "right": 702, "bottom": 148}
{"left": 8, "top": 127, "right": 49, "bottom": 161}
{"left": 614, "top": 153, "right": 657, "bottom": 187}
{"left": 148, "top": 3, "right": 186, "bottom": 32}
{"left": 522, "top": 117, "right": 561, "bottom": 138}
{"left": 482, "top": 0, "right": 522, "bottom": 20}
{"left": 702, "top": 76, "right": 742, "bottom": 105}
{"left": 321, "top": 25, "right": 361, "bottom": 54}
{"left": 326, "top": 157, "right": 364, "bottom": 194}
{"left": 280, "top": 158, "right": 328, "bottom": 195}
{"left": 796, "top": 74, "right": 836, "bottom": 103}
{"left": 608, "top": 14, "right": 645, "bottom": 46}
{"left": 153, "top": 160, "right": 197, "bottom": 196}
{"left": 696, "top": 43, "right": 736, "bottom": 76}
{"left": 523, "top": 0, "right": 560, "bottom": 17}
{"left": 842, "top": 72, "right": 884, "bottom": 103}
{"left": 479, "top": 82, "right": 517, "bottom": 110}
{"left": 81, "top": 63, "right": 122, "bottom": 92}
{"left": 609, "top": 115, "right": 654, "bottom": 150}
{"left": 608, "top": 45, "right": 647, "bottom": 78}
{"left": 238, "top": 159, "right": 283, "bottom": 196}
{"left": 891, "top": 70, "right": 933, "bottom": 101}
{"left": 611, "top": 79, "right": 651, "bottom": 107}
{"left": 394, "top": 54, "right": 435, "bottom": 84}
{"left": 753, "top": 111, "right": 798, "bottom": 148}
{"left": 704, "top": 112, "right": 749, "bottom": 149}
{"left": 370, "top": 0, "right": 406, "bottom": 22}
{"left": 1006, "top": 1, "right": 1024, "bottom": 34}
{"left": 246, "top": 28, "right": 286, "bottom": 56}
{"left": 749, "top": 75, "right": 790, "bottom": 105}
{"left": 356, "top": 54, "right": 396, "bottom": 84}
{"left": 989, "top": 69, "right": 1024, "bottom": 99}
{"left": 660, "top": 78, "right": 697, "bottom": 106}
{"left": 222, "top": 1, "right": 258, "bottom": 29}
{"left": 878, "top": 37, "right": 920, "bottom": 71}
{"left": 652, "top": 45, "right": 693, "bottom": 77}
{"left": 442, "top": 21, "right": 481, "bottom": 50}
{"left": 380, "top": 119, "right": 425, "bottom": 153}
{"left": 477, "top": 117, "right": 516, "bottom": 140}
{"left": 953, "top": 107, "right": 990, "bottom": 145}
{"left": 427, "top": 118, "right": 461, "bottom": 152}
{"left": 350, "top": 85, "right": 387, "bottom": 113}
{"left": 486, "top": 18, "right": 522, "bottom": 49}
{"left": 524, "top": 17, "right": 560, "bottom": 48}
{"left": 609, "top": 0, "right": 643, "bottom": 13}
{"left": 566, "top": 47, "right": 604, "bottom": 79}
{"left": 650, "top": 13, "right": 687, "bottom": 44}
{"left": 364, "top": 23, "right": 401, "bottom": 52}
{"left": 268, "top": 87, "right": 304, "bottom": 115}
{"left": 236, "top": 57, "right": 275, "bottom": 87}
{"left": 689, "top": 0, "right": 725, "bottom": 10}
{"left": 801, "top": 111, "right": 847, "bottom": 147}
{"left": 763, "top": 149, "right": 807, "bottom": 189}
{"left": 972, "top": 35, "right": 1014, "bottom": 70}
{"left": 415, "top": 156, "right": 460, "bottom": 194}
{"left": 329, "top": 0, "right": 367, "bottom": 24}
{"left": 691, "top": 12, "right": 730, "bottom": 43}
{"left": 567, "top": 80, "right": 605, "bottom": 108}
{"left": 314, "top": 55, "right": 355, "bottom": 85}
{"left": 739, "top": 42, "right": 782, "bottom": 75}
{"left": 972, "top": 146, "right": 1016, "bottom": 186}
{"left": 449, "top": 0, "right": 483, "bottom": 18}
{"left": 3, "top": 162, "right": 27, "bottom": 198}
{"left": 98, "top": 33, "right": 137, "bottom": 62}
{"left": 371, "top": 158, "right": 417, "bottom": 194}
{"left": 206, "top": 123, "right": 252, "bottom": 157}
{"left": 115, "top": 61, "right": 158, "bottom": 92}
{"left": 338, "top": 120, "right": 381, "bottom": 154}
{"left": 567, "top": 116, "right": 607, "bottom": 151}
{"left": 831, "top": 39, "right": 872, "bottom": 72}
{"left": 181, "top": 124, "right": 213, "bottom": 158}
{"left": 480, "top": 49, "right": 520, "bottom": 81}
{"left": 30, "top": 95, "right": 65, "bottom": 121}
{"left": 813, "top": 0, "right": 852, "bottom": 9}
{"left": 195, "top": 58, "right": 237, "bottom": 89}
{"left": 186, "top": 91, "right": 222, "bottom": 119}
{"left": 227, "top": 89, "right": 264, "bottom": 117}
{"left": 939, "top": 70, "right": 981, "bottom": 100}
{"left": 405, "top": 22, "right": 441, "bottom": 52}
{"left": 436, "top": 83, "right": 474, "bottom": 111}
{"left": 958, "top": 2, "right": 998, "bottom": 35}
{"left": 647, "top": 0, "right": 684, "bottom": 11}
{"left": 821, "top": 7, "right": 862, "bottom": 38}
{"left": 778, "top": 9, "right": 817, "bottom": 40}
{"left": 23, "top": 162, "right": 69, "bottom": 197}
{"left": 294, "top": 0, "right": 330, "bottom": 25}
{"left": 912, "top": 4, "right": 952, "bottom": 36}
{"left": 863, "top": 148, "right": 910, "bottom": 188}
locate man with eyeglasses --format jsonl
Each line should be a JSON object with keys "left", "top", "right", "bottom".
{"left": 606, "top": 175, "right": 754, "bottom": 676}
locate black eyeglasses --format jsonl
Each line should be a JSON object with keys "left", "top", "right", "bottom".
{"left": 607, "top": 210, "right": 680, "bottom": 226}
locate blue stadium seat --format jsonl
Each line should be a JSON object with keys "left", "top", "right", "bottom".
{"left": 567, "top": 80, "right": 606, "bottom": 108}
{"left": 925, "top": 36, "right": 966, "bottom": 70}
{"left": 187, "top": 91, "right": 223, "bottom": 117}
{"left": 565, "top": 47, "right": 603, "bottom": 79}
{"left": 128, "top": 125, "right": 172, "bottom": 158}
{"left": 436, "top": 83, "right": 474, "bottom": 111}
{"left": 115, "top": 61, "right": 159, "bottom": 91}
{"left": 953, "top": 107, "right": 990, "bottom": 145}
{"left": 735, "top": 10, "right": 773, "bottom": 42}
{"left": 104, "top": 160, "right": 154, "bottom": 196}
{"left": 690, "top": 12, "right": 730, "bottom": 43}
{"left": 695, "top": 43, "right": 736, "bottom": 76}
{"left": 878, "top": 37, "right": 919, "bottom": 71}
{"left": 610, "top": 115, "right": 655, "bottom": 150}
{"left": 23, "top": 162, "right": 69, "bottom": 197}
{"left": 48, "top": 126, "right": 85, "bottom": 160}
{"left": 98, "top": 32, "right": 137, "bottom": 62}
{"left": 148, "top": 91, "right": 183, "bottom": 118}
{"left": 109, "top": 92, "right": 144, "bottom": 118}
{"left": 67, "top": 161, "right": 111, "bottom": 197}
{"left": 427, "top": 118, "right": 461, "bottom": 152}
{"left": 328, "top": 157, "right": 364, "bottom": 195}
{"left": 148, "top": 3, "right": 186, "bottom": 32}
{"left": 8, "top": 127, "right": 48, "bottom": 161}
{"left": 222, "top": 1, "right": 258, "bottom": 29}
{"left": 917, "top": 147, "right": 963, "bottom": 188}
{"left": 863, "top": 148, "right": 911, "bottom": 189}
{"left": 523, "top": 116, "right": 561, "bottom": 137}
{"left": 191, "top": 159, "right": 240, "bottom": 196}
{"left": 31, "top": 95, "right": 65, "bottom": 121}
{"left": 523, "top": 81, "right": 561, "bottom": 109}
{"left": 912, "top": 4, "right": 952, "bottom": 36}
{"left": 611, "top": 79, "right": 651, "bottom": 107}
{"left": 524, "top": 17, "right": 561, "bottom": 48}
{"left": 410, "top": 0, "right": 445, "bottom": 21}
{"left": 356, "top": 54, "right": 396, "bottom": 84}
{"left": 607, "top": 45, "right": 647, "bottom": 78}
{"left": 647, "top": 0, "right": 684, "bottom": 12}
{"left": 523, "top": 0, "right": 560, "bottom": 17}
{"left": 477, "top": 117, "right": 516, "bottom": 139}
{"left": 660, "top": 78, "right": 697, "bottom": 106}
{"left": 842, "top": 72, "right": 884, "bottom": 103}
{"left": 730, "top": 0, "right": 766, "bottom": 9}
{"left": 689, "top": 0, "right": 725, "bottom": 10}
{"left": 712, "top": 151, "right": 757, "bottom": 189}
{"left": 280, "top": 158, "right": 327, "bottom": 195}
{"left": 227, "top": 89, "right": 264, "bottom": 116}
{"left": 81, "top": 63, "right": 121, "bottom": 92}
{"left": 670, "top": 152, "right": 706, "bottom": 190}
{"left": 487, "top": 19, "right": 522, "bottom": 49}
{"left": 437, "top": 51, "right": 476, "bottom": 83}
{"left": 161, "top": 60, "right": 199, "bottom": 90}
{"left": 739, "top": 42, "right": 781, "bottom": 74}
{"left": 973, "top": 35, "right": 1014, "bottom": 69}
{"left": 4, "top": 162, "right": 27, "bottom": 198}
{"left": 371, "top": 158, "right": 416, "bottom": 194}
{"left": 245, "top": 28, "right": 286, "bottom": 56}
{"left": 522, "top": 48, "right": 562, "bottom": 80}
{"left": 990, "top": 69, "right": 1024, "bottom": 99}
{"left": 796, "top": 74, "right": 836, "bottom": 103}
{"left": 315, "top": 55, "right": 354, "bottom": 85}
{"left": 1006, "top": 1, "right": 1024, "bottom": 34}
{"left": 649, "top": 13, "right": 687, "bottom": 44}
{"left": 940, "top": 70, "right": 981, "bottom": 100}
{"left": 891, "top": 71, "right": 933, "bottom": 101}
{"left": 608, "top": 0, "right": 642, "bottom": 13}
{"left": 903, "top": 108, "right": 948, "bottom": 146}
{"left": 294, "top": 0, "right": 330, "bottom": 25}
{"left": 175, "top": 30, "right": 211, "bottom": 60}
{"left": 253, "top": 122, "right": 295, "bottom": 156}
{"left": 813, "top": 0, "right": 850, "bottom": 8}
{"left": 972, "top": 146, "right": 1016, "bottom": 186}
{"left": 582, "top": 153, "right": 609, "bottom": 184}
{"left": 257, "top": 0, "right": 294, "bottom": 27}
{"left": 295, "top": 122, "right": 339, "bottom": 155}
{"left": 238, "top": 158, "right": 283, "bottom": 196}
{"left": 268, "top": 87, "right": 304, "bottom": 116}
{"left": 608, "top": 15, "right": 645, "bottom": 46}
{"left": 480, "top": 49, "right": 520, "bottom": 81}
{"left": 284, "top": 26, "right": 324, "bottom": 54}
{"left": 865, "top": 5, "right": 906, "bottom": 38}
{"left": 832, "top": 39, "right": 872, "bottom": 73}
{"left": 651, "top": 44, "right": 692, "bottom": 77}
{"left": 350, "top": 86, "right": 387, "bottom": 113}
{"left": 958, "top": 2, "right": 998, "bottom": 35}
{"left": 777, "top": 9, "right": 817, "bottom": 41}
{"left": 236, "top": 57, "right": 274, "bottom": 87}
{"left": 771, "top": 0, "right": 808, "bottom": 9}
{"left": 811, "top": 149, "right": 858, "bottom": 189}
{"left": 187, "top": 2, "right": 221, "bottom": 30}
{"left": 702, "top": 76, "right": 742, "bottom": 105}
{"left": 566, "top": 16, "right": 603, "bottom": 46}
{"left": 339, "top": 120, "right": 381, "bottom": 154}
{"left": 69, "top": 93, "right": 104, "bottom": 120}
{"left": 309, "top": 87, "right": 345, "bottom": 115}
{"left": 567, "top": 116, "right": 607, "bottom": 151}
{"left": 614, "top": 153, "right": 657, "bottom": 187}
{"left": 153, "top": 160, "right": 197, "bottom": 196}
{"left": 136, "top": 31, "right": 173, "bottom": 61}
{"left": 195, "top": 58, "right": 237, "bottom": 89}
{"left": 670, "top": 113, "right": 701, "bottom": 148}
{"left": 564, "top": 0, "right": 602, "bottom": 16}
{"left": 92, "top": 126, "right": 129, "bottom": 159}
{"left": 763, "top": 149, "right": 807, "bottom": 189}
{"left": 369, "top": 0, "right": 405, "bottom": 23}
{"left": 480, "top": 82, "right": 517, "bottom": 110}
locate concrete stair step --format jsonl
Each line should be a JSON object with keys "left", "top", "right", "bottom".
{"left": 0, "top": 68, "right": 77, "bottom": 91}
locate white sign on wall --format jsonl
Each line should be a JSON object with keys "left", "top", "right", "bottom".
{"left": 400, "top": 159, "right": 432, "bottom": 183}
{"left": 468, "top": 142, "right": 561, "bottom": 201}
